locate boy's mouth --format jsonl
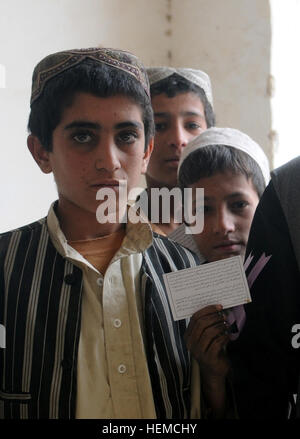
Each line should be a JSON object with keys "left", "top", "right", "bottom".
{"left": 90, "top": 179, "right": 122, "bottom": 189}
{"left": 213, "top": 240, "right": 243, "bottom": 253}
{"left": 165, "top": 157, "right": 180, "bottom": 168}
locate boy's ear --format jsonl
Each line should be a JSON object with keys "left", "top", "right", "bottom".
{"left": 141, "top": 137, "right": 154, "bottom": 174}
{"left": 27, "top": 135, "right": 52, "bottom": 174}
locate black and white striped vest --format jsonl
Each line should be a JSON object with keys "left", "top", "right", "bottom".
{"left": 0, "top": 218, "right": 199, "bottom": 419}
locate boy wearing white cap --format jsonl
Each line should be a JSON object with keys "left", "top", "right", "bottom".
{"left": 177, "top": 127, "right": 270, "bottom": 417}
{"left": 178, "top": 127, "right": 270, "bottom": 262}
{"left": 145, "top": 67, "right": 215, "bottom": 235}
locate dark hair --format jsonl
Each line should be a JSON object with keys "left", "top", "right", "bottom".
{"left": 178, "top": 145, "right": 265, "bottom": 198}
{"left": 28, "top": 59, "right": 155, "bottom": 151}
{"left": 150, "top": 73, "right": 215, "bottom": 128}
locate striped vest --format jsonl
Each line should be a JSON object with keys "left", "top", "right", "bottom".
{"left": 0, "top": 218, "right": 199, "bottom": 419}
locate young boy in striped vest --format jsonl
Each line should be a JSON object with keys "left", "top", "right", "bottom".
{"left": 0, "top": 47, "right": 210, "bottom": 420}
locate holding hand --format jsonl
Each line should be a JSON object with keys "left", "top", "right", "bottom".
{"left": 185, "top": 304, "right": 232, "bottom": 418}
{"left": 185, "top": 304, "right": 231, "bottom": 379}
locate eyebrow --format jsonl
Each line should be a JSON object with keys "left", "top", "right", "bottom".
{"left": 226, "top": 192, "right": 250, "bottom": 200}
{"left": 64, "top": 120, "right": 144, "bottom": 131}
{"left": 64, "top": 121, "right": 101, "bottom": 130}
{"left": 115, "top": 121, "right": 144, "bottom": 130}
{"left": 154, "top": 111, "right": 205, "bottom": 119}
{"left": 203, "top": 192, "right": 250, "bottom": 202}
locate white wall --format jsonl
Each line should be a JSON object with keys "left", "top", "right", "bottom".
{"left": 270, "top": 0, "right": 300, "bottom": 169}
{"left": 0, "top": 0, "right": 272, "bottom": 232}
{"left": 0, "top": 0, "right": 169, "bottom": 231}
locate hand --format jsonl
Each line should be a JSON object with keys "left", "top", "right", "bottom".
{"left": 184, "top": 304, "right": 231, "bottom": 380}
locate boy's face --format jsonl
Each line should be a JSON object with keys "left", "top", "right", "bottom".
{"left": 29, "top": 92, "right": 152, "bottom": 221}
{"left": 189, "top": 171, "right": 259, "bottom": 262}
{"left": 146, "top": 92, "right": 207, "bottom": 189}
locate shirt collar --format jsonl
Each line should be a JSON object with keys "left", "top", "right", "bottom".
{"left": 47, "top": 201, "right": 153, "bottom": 263}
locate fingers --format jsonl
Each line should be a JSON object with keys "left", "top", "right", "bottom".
{"left": 201, "top": 321, "right": 230, "bottom": 353}
{"left": 185, "top": 318, "right": 229, "bottom": 353}
{"left": 206, "top": 330, "right": 230, "bottom": 356}
{"left": 184, "top": 305, "right": 231, "bottom": 378}
{"left": 185, "top": 305, "right": 222, "bottom": 336}
{"left": 184, "top": 304, "right": 230, "bottom": 361}
{"left": 185, "top": 304, "right": 226, "bottom": 342}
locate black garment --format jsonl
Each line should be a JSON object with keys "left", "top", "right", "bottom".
{"left": 228, "top": 180, "right": 300, "bottom": 418}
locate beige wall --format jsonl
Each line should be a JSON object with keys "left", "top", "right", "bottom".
{"left": 0, "top": 0, "right": 272, "bottom": 231}
{"left": 172, "top": 0, "right": 272, "bottom": 164}
{"left": 147, "top": 0, "right": 272, "bottom": 164}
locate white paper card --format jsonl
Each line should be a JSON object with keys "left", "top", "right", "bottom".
{"left": 163, "top": 255, "right": 251, "bottom": 321}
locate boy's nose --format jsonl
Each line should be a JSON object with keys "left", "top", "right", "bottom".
{"left": 94, "top": 142, "right": 121, "bottom": 172}
{"left": 213, "top": 209, "right": 235, "bottom": 235}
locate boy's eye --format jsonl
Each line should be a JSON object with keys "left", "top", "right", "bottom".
{"left": 73, "top": 132, "right": 93, "bottom": 143}
{"left": 231, "top": 201, "right": 249, "bottom": 210}
{"left": 203, "top": 205, "right": 213, "bottom": 214}
{"left": 155, "top": 122, "right": 167, "bottom": 132}
{"left": 117, "top": 131, "right": 139, "bottom": 144}
{"left": 185, "top": 122, "right": 202, "bottom": 130}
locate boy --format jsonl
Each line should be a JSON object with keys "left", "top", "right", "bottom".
{"left": 0, "top": 48, "right": 201, "bottom": 419}
{"left": 178, "top": 127, "right": 270, "bottom": 262}
{"left": 177, "top": 127, "right": 270, "bottom": 416}
{"left": 144, "top": 67, "right": 215, "bottom": 235}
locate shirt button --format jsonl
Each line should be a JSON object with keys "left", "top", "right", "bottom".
{"left": 96, "top": 277, "right": 103, "bottom": 286}
{"left": 113, "top": 319, "right": 122, "bottom": 328}
{"left": 64, "top": 273, "right": 77, "bottom": 285}
{"left": 118, "top": 364, "right": 126, "bottom": 374}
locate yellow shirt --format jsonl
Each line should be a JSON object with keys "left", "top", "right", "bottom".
{"left": 46, "top": 204, "right": 201, "bottom": 419}
{"left": 47, "top": 205, "right": 156, "bottom": 418}
{"left": 68, "top": 228, "right": 126, "bottom": 274}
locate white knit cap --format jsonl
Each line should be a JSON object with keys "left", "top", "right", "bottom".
{"left": 178, "top": 127, "right": 270, "bottom": 185}
{"left": 146, "top": 67, "right": 213, "bottom": 107}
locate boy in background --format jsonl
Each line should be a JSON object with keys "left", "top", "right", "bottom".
{"left": 145, "top": 67, "right": 215, "bottom": 235}
{"left": 177, "top": 127, "right": 270, "bottom": 416}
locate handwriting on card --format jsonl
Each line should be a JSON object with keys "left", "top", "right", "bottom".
{"left": 163, "top": 256, "right": 251, "bottom": 321}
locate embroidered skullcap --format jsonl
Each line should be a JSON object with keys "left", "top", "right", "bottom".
{"left": 146, "top": 67, "right": 213, "bottom": 107}
{"left": 178, "top": 127, "right": 270, "bottom": 185}
{"left": 30, "top": 47, "right": 150, "bottom": 105}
